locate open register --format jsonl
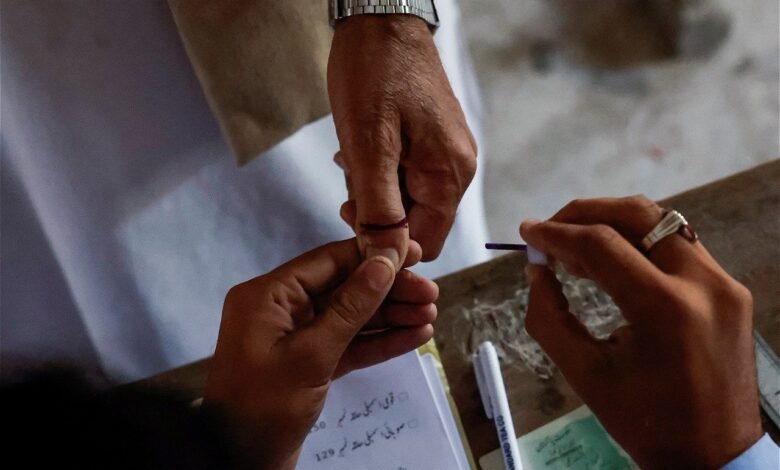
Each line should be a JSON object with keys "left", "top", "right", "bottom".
{"left": 297, "top": 346, "right": 472, "bottom": 469}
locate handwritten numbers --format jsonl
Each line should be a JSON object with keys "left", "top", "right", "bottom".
{"left": 309, "top": 420, "right": 327, "bottom": 434}
{"left": 314, "top": 448, "right": 335, "bottom": 463}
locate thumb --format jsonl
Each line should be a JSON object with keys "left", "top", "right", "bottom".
{"left": 306, "top": 256, "right": 396, "bottom": 366}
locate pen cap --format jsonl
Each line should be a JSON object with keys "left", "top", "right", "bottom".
{"left": 526, "top": 244, "right": 548, "bottom": 266}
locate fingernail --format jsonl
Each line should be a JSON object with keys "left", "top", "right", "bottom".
{"left": 363, "top": 256, "right": 395, "bottom": 290}
{"left": 366, "top": 247, "right": 401, "bottom": 271}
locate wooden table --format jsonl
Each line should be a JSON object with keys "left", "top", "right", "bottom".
{"left": 130, "top": 160, "right": 780, "bottom": 461}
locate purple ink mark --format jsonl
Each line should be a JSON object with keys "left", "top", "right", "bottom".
{"left": 361, "top": 217, "right": 409, "bottom": 232}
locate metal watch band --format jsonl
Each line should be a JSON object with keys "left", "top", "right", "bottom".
{"left": 330, "top": 0, "right": 439, "bottom": 31}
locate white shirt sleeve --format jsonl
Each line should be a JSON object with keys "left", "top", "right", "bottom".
{"left": 721, "top": 434, "right": 779, "bottom": 470}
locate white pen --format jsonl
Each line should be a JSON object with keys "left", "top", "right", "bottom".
{"left": 474, "top": 341, "right": 523, "bottom": 470}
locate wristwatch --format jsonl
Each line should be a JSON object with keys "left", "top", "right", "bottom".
{"left": 329, "top": 0, "right": 440, "bottom": 32}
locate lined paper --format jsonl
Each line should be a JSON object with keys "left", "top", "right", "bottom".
{"left": 298, "top": 351, "right": 463, "bottom": 470}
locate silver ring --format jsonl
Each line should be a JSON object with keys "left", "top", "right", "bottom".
{"left": 641, "top": 209, "right": 698, "bottom": 252}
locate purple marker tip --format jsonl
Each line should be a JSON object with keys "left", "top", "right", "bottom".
{"left": 485, "top": 242, "right": 548, "bottom": 265}
{"left": 484, "top": 243, "right": 527, "bottom": 251}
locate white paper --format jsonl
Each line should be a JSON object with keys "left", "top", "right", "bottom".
{"left": 298, "top": 351, "right": 463, "bottom": 470}
{"left": 420, "top": 353, "right": 470, "bottom": 470}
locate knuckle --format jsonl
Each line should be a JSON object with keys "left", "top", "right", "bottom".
{"left": 580, "top": 224, "right": 618, "bottom": 252}
{"left": 223, "top": 278, "right": 260, "bottom": 311}
{"left": 664, "top": 292, "right": 695, "bottom": 318}
{"left": 224, "top": 284, "right": 243, "bottom": 306}
{"left": 458, "top": 150, "right": 477, "bottom": 180}
{"left": 732, "top": 282, "right": 754, "bottom": 308}
{"left": 343, "top": 125, "right": 401, "bottom": 164}
{"left": 717, "top": 279, "right": 754, "bottom": 317}
{"left": 659, "top": 285, "right": 702, "bottom": 325}
{"left": 437, "top": 138, "right": 477, "bottom": 188}
{"left": 556, "top": 198, "right": 591, "bottom": 221}
{"left": 449, "top": 138, "right": 477, "bottom": 162}
{"left": 427, "top": 304, "right": 439, "bottom": 322}
{"left": 622, "top": 195, "right": 662, "bottom": 226}
{"left": 593, "top": 224, "right": 619, "bottom": 243}
{"left": 623, "top": 194, "right": 655, "bottom": 210}
{"left": 321, "top": 239, "right": 347, "bottom": 256}
{"left": 563, "top": 198, "right": 588, "bottom": 214}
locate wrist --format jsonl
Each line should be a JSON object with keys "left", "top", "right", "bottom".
{"left": 333, "top": 12, "right": 431, "bottom": 37}
{"left": 639, "top": 420, "right": 763, "bottom": 470}
{"left": 721, "top": 434, "right": 779, "bottom": 470}
{"left": 703, "top": 421, "right": 764, "bottom": 469}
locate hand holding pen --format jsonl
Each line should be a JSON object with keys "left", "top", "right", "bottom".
{"left": 519, "top": 196, "right": 761, "bottom": 469}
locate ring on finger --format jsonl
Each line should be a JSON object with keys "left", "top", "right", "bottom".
{"left": 641, "top": 209, "right": 698, "bottom": 252}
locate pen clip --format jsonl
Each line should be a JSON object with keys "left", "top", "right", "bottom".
{"left": 473, "top": 349, "right": 493, "bottom": 419}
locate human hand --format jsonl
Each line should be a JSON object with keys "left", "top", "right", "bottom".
{"left": 204, "top": 239, "right": 437, "bottom": 470}
{"left": 520, "top": 196, "right": 762, "bottom": 469}
{"left": 328, "top": 15, "right": 477, "bottom": 269}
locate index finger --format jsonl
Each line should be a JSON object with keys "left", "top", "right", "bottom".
{"left": 549, "top": 196, "right": 709, "bottom": 276}
{"left": 520, "top": 219, "right": 671, "bottom": 321}
{"left": 405, "top": 142, "right": 476, "bottom": 261}
{"left": 344, "top": 146, "right": 409, "bottom": 271}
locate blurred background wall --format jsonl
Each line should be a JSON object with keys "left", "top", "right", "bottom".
{"left": 460, "top": 0, "right": 779, "bottom": 243}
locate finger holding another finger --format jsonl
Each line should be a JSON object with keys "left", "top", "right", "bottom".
{"left": 387, "top": 269, "right": 439, "bottom": 304}
{"left": 362, "top": 267, "right": 438, "bottom": 330}
{"left": 363, "top": 302, "right": 437, "bottom": 331}
{"left": 291, "top": 255, "right": 397, "bottom": 378}
{"left": 403, "top": 137, "right": 477, "bottom": 261}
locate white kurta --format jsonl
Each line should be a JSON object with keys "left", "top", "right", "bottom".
{"left": 1, "top": 0, "right": 488, "bottom": 381}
